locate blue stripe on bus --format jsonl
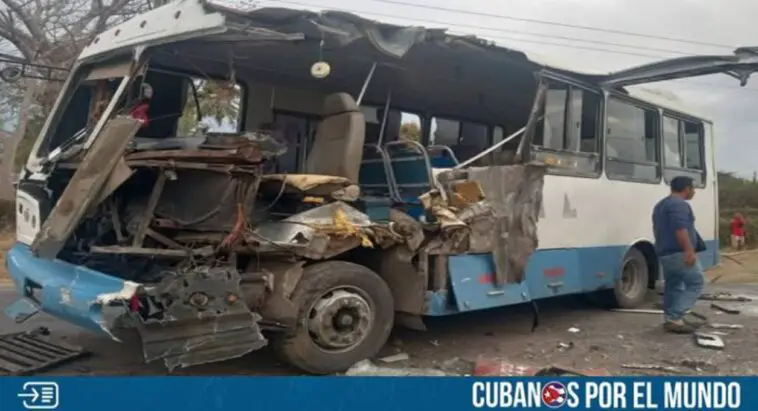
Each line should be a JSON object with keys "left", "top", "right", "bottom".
{"left": 425, "top": 239, "right": 719, "bottom": 316}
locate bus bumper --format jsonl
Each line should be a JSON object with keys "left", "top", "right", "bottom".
{"left": 3, "top": 243, "right": 138, "bottom": 338}
{"left": 3, "top": 243, "right": 268, "bottom": 370}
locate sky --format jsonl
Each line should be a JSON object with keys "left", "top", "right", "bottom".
{"left": 254, "top": 0, "right": 758, "bottom": 177}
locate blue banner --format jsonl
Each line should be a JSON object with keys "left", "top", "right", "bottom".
{"left": 0, "top": 377, "right": 753, "bottom": 411}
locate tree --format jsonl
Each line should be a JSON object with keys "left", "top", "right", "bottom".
{"left": 177, "top": 79, "right": 242, "bottom": 135}
{"left": 400, "top": 122, "right": 420, "bottom": 142}
{"left": 0, "top": 0, "right": 153, "bottom": 177}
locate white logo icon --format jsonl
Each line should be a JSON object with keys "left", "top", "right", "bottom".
{"left": 17, "top": 382, "right": 59, "bottom": 409}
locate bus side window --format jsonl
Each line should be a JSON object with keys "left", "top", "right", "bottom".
{"left": 430, "top": 117, "right": 488, "bottom": 164}
{"left": 605, "top": 97, "right": 660, "bottom": 183}
{"left": 663, "top": 115, "right": 706, "bottom": 187}
{"left": 532, "top": 81, "right": 601, "bottom": 176}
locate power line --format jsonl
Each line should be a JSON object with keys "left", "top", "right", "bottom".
{"left": 364, "top": 0, "right": 735, "bottom": 50}
{"left": 261, "top": 0, "right": 758, "bottom": 93}
{"left": 268, "top": 0, "right": 688, "bottom": 57}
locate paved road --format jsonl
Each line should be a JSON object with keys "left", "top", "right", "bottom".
{"left": 2, "top": 281, "right": 758, "bottom": 376}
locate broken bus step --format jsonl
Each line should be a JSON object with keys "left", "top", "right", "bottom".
{"left": 0, "top": 328, "right": 88, "bottom": 375}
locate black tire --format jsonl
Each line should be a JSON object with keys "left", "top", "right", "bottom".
{"left": 271, "top": 261, "right": 394, "bottom": 374}
{"left": 586, "top": 248, "right": 650, "bottom": 309}
{"left": 611, "top": 247, "right": 650, "bottom": 308}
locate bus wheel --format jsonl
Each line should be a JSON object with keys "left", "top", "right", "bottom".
{"left": 611, "top": 248, "right": 650, "bottom": 308}
{"left": 272, "top": 261, "right": 394, "bottom": 374}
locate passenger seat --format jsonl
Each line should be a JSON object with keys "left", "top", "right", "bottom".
{"left": 304, "top": 92, "right": 366, "bottom": 181}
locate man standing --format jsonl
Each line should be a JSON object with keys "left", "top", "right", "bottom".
{"left": 730, "top": 213, "right": 747, "bottom": 251}
{"left": 652, "top": 176, "right": 705, "bottom": 334}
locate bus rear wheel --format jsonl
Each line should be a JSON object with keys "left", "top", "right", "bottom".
{"left": 587, "top": 247, "right": 650, "bottom": 309}
{"left": 611, "top": 248, "right": 650, "bottom": 308}
{"left": 271, "top": 261, "right": 394, "bottom": 374}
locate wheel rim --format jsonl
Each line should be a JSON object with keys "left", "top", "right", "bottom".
{"left": 307, "top": 287, "right": 374, "bottom": 353}
{"left": 620, "top": 257, "right": 644, "bottom": 297}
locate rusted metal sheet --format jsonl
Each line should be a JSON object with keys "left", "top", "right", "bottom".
{"left": 88, "top": 245, "right": 214, "bottom": 258}
{"left": 32, "top": 116, "right": 142, "bottom": 258}
{"left": 125, "top": 159, "right": 260, "bottom": 174}
{"left": 0, "top": 328, "right": 87, "bottom": 375}
{"left": 124, "top": 145, "right": 262, "bottom": 164}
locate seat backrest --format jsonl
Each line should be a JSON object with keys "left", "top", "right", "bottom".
{"left": 359, "top": 144, "right": 395, "bottom": 199}
{"left": 305, "top": 93, "right": 366, "bottom": 181}
{"left": 385, "top": 140, "right": 433, "bottom": 205}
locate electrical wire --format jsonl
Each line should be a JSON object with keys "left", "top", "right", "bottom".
{"left": 363, "top": 0, "right": 734, "bottom": 49}
{"left": 267, "top": 0, "right": 689, "bottom": 58}
{"left": 263, "top": 0, "right": 758, "bottom": 93}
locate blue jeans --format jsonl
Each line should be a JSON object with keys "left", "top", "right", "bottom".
{"left": 660, "top": 252, "right": 704, "bottom": 322}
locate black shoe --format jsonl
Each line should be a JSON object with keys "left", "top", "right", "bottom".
{"left": 664, "top": 321, "right": 698, "bottom": 334}
{"left": 683, "top": 311, "right": 707, "bottom": 327}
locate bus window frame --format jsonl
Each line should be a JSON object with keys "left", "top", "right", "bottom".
{"left": 147, "top": 64, "right": 250, "bottom": 136}
{"left": 603, "top": 90, "right": 662, "bottom": 185}
{"left": 529, "top": 73, "right": 604, "bottom": 179}
{"left": 660, "top": 109, "right": 707, "bottom": 188}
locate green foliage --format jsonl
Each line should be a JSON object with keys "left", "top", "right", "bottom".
{"left": 177, "top": 79, "right": 241, "bottom": 135}
{"left": 718, "top": 171, "right": 758, "bottom": 248}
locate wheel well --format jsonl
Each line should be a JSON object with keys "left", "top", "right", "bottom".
{"left": 631, "top": 241, "right": 659, "bottom": 289}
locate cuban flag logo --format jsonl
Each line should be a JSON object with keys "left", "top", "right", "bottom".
{"left": 541, "top": 381, "right": 567, "bottom": 408}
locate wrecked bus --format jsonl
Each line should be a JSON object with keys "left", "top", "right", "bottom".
{"left": 4, "top": 0, "right": 748, "bottom": 374}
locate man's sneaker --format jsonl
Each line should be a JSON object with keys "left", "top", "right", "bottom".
{"left": 683, "top": 311, "right": 708, "bottom": 327}
{"left": 664, "top": 321, "right": 698, "bottom": 334}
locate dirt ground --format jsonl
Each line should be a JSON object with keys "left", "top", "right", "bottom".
{"left": 2, "top": 244, "right": 758, "bottom": 376}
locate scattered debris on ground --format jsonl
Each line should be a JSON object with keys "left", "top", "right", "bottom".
{"left": 695, "top": 333, "right": 726, "bottom": 350}
{"left": 473, "top": 358, "right": 609, "bottom": 377}
{"left": 557, "top": 342, "right": 574, "bottom": 351}
{"left": 708, "top": 323, "right": 744, "bottom": 330}
{"left": 611, "top": 308, "right": 663, "bottom": 314}
{"left": 378, "top": 353, "right": 410, "bottom": 363}
{"left": 0, "top": 327, "right": 89, "bottom": 375}
{"left": 345, "top": 360, "right": 448, "bottom": 376}
{"left": 700, "top": 292, "right": 752, "bottom": 302}
{"left": 711, "top": 303, "right": 741, "bottom": 315}
{"left": 672, "top": 359, "right": 718, "bottom": 373}
{"left": 567, "top": 327, "right": 580, "bottom": 333}
{"left": 621, "top": 363, "right": 683, "bottom": 374}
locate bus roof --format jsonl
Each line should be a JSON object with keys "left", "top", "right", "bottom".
{"left": 79, "top": 0, "right": 709, "bottom": 120}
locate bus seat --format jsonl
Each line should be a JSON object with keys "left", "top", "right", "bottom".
{"left": 359, "top": 144, "right": 396, "bottom": 199}
{"left": 428, "top": 145, "right": 459, "bottom": 168}
{"left": 385, "top": 140, "right": 434, "bottom": 210}
{"left": 304, "top": 93, "right": 365, "bottom": 182}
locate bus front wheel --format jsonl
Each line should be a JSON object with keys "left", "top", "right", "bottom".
{"left": 611, "top": 248, "right": 650, "bottom": 308}
{"left": 271, "top": 261, "right": 394, "bottom": 374}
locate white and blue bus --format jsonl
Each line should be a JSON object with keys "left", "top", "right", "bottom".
{"left": 5, "top": 1, "right": 748, "bottom": 374}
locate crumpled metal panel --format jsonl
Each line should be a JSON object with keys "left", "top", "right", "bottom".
{"left": 137, "top": 266, "right": 267, "bottom": 371}
{"left": 438, "top": 164, "right": 546, "bottom": 285}
{"left": 32, "top": 116, "right": 142, "bottom": 258}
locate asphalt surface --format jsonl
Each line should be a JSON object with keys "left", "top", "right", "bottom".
{"left": 2, "top": 280, "right": 758, "bottom": 376}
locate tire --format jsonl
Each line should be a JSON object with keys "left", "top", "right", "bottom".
{"left": 611, "top": 247, "right": 650, "bottom": 308}
{"left": 271, "top": 261, "right": 394, "bottom": 374}
{"left": 586, "top": 248, "right": 650, "bottom": 309}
